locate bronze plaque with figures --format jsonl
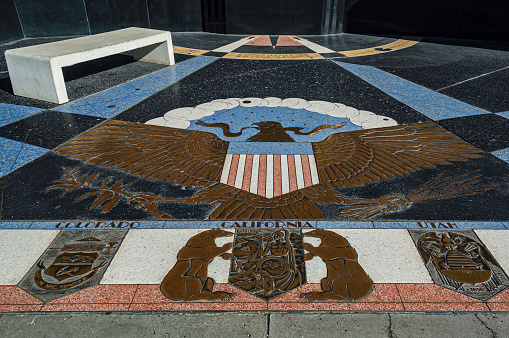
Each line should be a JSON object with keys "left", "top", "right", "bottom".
{"left": 229, "top": 229, "right": 306, "bottom": 300}
{"left": 18, "top": 230, "right": 127, "bottom": 302}
{"left": 409, "top": 230, "right": 509, "bottom": 300}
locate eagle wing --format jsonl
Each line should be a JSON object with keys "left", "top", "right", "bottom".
{"left": 312, "top": 122, "right": 482, "bottom": 188}
{"left": 56, "top": 120, "right": 229, "bottom": 187}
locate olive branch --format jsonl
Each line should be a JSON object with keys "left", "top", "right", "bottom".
{"left": 48, "top": 167, "right": 175, "bottom": 219}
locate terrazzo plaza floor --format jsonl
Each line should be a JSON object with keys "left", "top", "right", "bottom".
{"left": 1, "top": 32, "right": 509, "bottom": 313}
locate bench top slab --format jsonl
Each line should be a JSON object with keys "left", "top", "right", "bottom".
{"left": 5, "top": 28, "right": 171, "bottom": 60}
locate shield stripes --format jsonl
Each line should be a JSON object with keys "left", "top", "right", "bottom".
{"left": 221, "top": 153, "right": 319, "bottom": 198}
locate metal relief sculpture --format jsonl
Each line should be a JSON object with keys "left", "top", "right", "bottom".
{"left": 228, "top": 229, "right": 306, "bottom": 300}
{"left": 159, "top": 229, "right": 373, "bottom": 302}
{"left": 160, "top": 229, "right": 236, "bottom": 301}
{"left": 301, "top": 229, "right": 373, "bottom": 301}
{"left": 409, "top": 230, "right": 509, "bottom": 300}
{"left": 50, "top": 117, "right": 497, "bottom": 220}
{"left": 18, "top": 230, "right": 126, "bottom": 302}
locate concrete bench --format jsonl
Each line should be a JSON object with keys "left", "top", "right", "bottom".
{"left": 5, "top": 27, "right": 175, "bottom": 104}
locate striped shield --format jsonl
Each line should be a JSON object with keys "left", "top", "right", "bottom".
{"left": 220, "top": 142, "right": 319, "bottom": 198}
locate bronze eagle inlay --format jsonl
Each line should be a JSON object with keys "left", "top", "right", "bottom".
{"left": 52, "top": 119, "right": 496, "bottom": 220}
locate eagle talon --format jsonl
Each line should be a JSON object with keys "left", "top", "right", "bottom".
{"left": 128, "top": 192, "right": 161, "bottom": 203}
{"left": 375, "top": 194, "right": 411, "bottom": 213}
{"left": 127, "top": 193, "right": 165, "bottom": 209}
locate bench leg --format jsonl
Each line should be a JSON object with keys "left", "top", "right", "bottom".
{"left": 133, "top": 39, "right": 175, "bottom": 66}
{"left": 6, "top": 55, "right": 68, "bottom": 104}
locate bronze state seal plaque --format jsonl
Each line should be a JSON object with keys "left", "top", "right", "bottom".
{"left": 18, "top": 229, "right": 127, "bottom": 301}
{"left": 229, "top": 229, "right": 306, "bottom": 300}
{"left": 409, "top": 229, "right": 509, "bottom": 301}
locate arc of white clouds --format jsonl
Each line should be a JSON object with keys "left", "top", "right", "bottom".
{"left": 145, "top": 97, "right": 398, "bottom": 129}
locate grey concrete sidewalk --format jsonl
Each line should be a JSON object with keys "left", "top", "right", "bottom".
{"left": 1, "top": 312, "right": 508, "bottom": 337}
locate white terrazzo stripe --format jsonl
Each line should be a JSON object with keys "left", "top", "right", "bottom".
{"left": 100, "top": 229, "right": 433, "bottom": 285}
{"left": 297, "top": 38, "right": 336, "bottom": 53}
{"left": 281, "top": 155, "right": 290, "bottom": 194}
{"left": 234, "top": 154, "right": 247, "bottom": 189}
{"left": 306, "top": 229, "right": 433, "bottom": 283}
{"left": 8, "top": 229, "right": 506, "bottom": 286}
{"left": 266, "top": 154, "right": 274, "bottom": 198}
{"left": 100, "top": 229, "right": 233, "bottom": 284}
{"left": 250, "top": 155, "right": 260, "bottom": 194}
{"left": 475, "top": 230, "right": 509, "bottom": 275}
{"left": 213, "top": 37, "right": 253, "bottom": 53}
{"left": 295, "top": 155, "right": 305, "bottom": 189}
{"left": 3, "top": 228, "right": 508, "bottom": 288}
{"left": 0, "top": 230, "right": 59, "bottom": 285}
{"left": 308, "top": 155, "right": 320, "bottom": 185}
{"left": 220, "top": 154, "right": 233, "bottom": 184}
{"left": 303, "top": 236, "right": 326, "bottom": 283}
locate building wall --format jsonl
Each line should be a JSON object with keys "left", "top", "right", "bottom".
{"left": 1, "top": 0, "right": 508, "bottom": 44}
{"left": 84, "top": 0, "right": 150, "bottom": 34}
{"left": 14, "top": 0, "right": 90, "bottom": 37}
{"left": 225, "top": 0, "right": 326, "bottom": 35}
{"left": 345, "top": 0, "right": 509, "bottom": 41}
{"left": 147, "top": 0, "right": 202, "bottom": 32}
{"left": 0, "top": 0, "right": 24, "bottom": 43}
{"left": 1, "top": 0, "right": 203, "bottom": 43}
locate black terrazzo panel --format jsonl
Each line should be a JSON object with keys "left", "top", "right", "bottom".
{"left": 438, "top": 114, "right": 509, "bottom": 153}
{"left": 0, "top": 152, "right": 214, "bottom": 220}
{"left": 63, "top": 55, "right": 166, "bottom": 101}
{"left": 231, "top": 45, "right": 315, "bottom": 55}
{"left": 174, "top": 53, "right": 196, "bottom": 64}
{"left": 0, "top": 111, "right": 105, "bottom": 150}
{"left": 439, "top": 68, "right": 509, "bottom": 113}
{"left": 202, "top": 52, "right": 227, "bottom": 58}
{"left": 339, "top": 39, "right": 509, "bottom": 113}
{"left": 64, "top": 53, "right": 195, "bottom": 101}
{"left": 114, "top": 58, "right": 430, "bottom": 126}
{"left": 1, "top": 33, "right": 509, "bottom": 222}
{"left": 352, "top": 155, "right": 509, "bottom": 222}
{"left": 171, "top": 33, "right": 248, "bottom": 51}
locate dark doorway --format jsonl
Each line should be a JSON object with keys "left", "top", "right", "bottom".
{"left": 202, "top": 0, "right": 227, "bottom": 33}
